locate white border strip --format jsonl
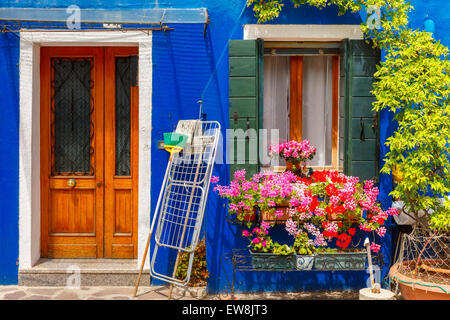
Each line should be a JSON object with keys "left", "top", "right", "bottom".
{"left": 244, "top": 24, "right": 363, "bottom": 41}
{"left": 19, "top": 31, "right": 152, "bottom": 270}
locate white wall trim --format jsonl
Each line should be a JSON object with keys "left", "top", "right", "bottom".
{"left": 244, "top": 24, "right": 363, "bottom": 41}
{"left": 19, "top": 31, "right": 152, "bottom": 270}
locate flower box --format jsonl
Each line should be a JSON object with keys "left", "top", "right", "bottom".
{"left": 296, "top": 255, "right": 315, "bottom": 270}
{"left": 260, "top": 204, "right": 291, "bottom": 224}
{"left": 326, "top": 211, "right": 362, "bottom": 223}
{"left": 249, "top": 251, "right": 296, "bottom": 270}
{"left": 314, "top": 251, "right": 366, "bottom": 270}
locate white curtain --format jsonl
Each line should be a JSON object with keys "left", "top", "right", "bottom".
{"left": 262, "top": 56, "right": 290, "bottom": 167}
{"left": 302, "top": 56, "right": 333, "bottom": 167}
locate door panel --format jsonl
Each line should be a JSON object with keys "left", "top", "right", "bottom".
{"left": 104, "top": 47, "right": 139, "bottom": 259}
{"left": 41, "top": 47, "right": 104, "bottom": 259}
{"left": 41, "top": 46, "right": 138, "bottom": 259}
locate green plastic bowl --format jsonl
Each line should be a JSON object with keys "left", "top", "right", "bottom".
{"left": 163, "top": 132, "right": 188, "bottom": 150}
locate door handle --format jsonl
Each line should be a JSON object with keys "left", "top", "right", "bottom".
{"left": 97, "top": 182, "right": 102, "bottom": 188}
{"left": 67, "top": 179, "right": 76, "bottom": 188}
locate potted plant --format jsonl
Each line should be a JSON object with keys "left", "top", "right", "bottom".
{"left": 213, "top": 170, "right": 259, "bottom": 227}
{"left": 269, "top": 140, "right": 316, "bottom": 177}
{"left": 175, "top": 238, "right": 209, "bottom": 299}
{"left": 293, "top": 231, "right": 316, "bottom": 270}
{"left": 243, "top": 222, "right": 297, "bottom": 269}
{"left": 364, "top": 15, "right": 450, "bottom": 298}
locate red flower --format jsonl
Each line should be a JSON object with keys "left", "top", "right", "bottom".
{"left": 310, "top": 197, "right": 319, "bottom": 212}
{"left": 297, "top": 177, "right": 312, "bottom": 185}
{"left": 348, "top": 228, "right": 356, "bottom": 236}
{"left": 311, "top": 170, "right": 328, "bottom": 183}
{"left": 323, "top": 230, "right": 338, "bottom": 239}
{"left": 325, "top": 184, "right": 338, "bottom": 196}
{"left": 336, "top": 233, "right": 352, "bottom": 249}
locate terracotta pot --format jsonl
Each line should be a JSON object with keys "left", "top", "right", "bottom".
{"left": 285, "top": 161, "right": 302, "bottom": 171}
{"left": 236, "top": 207, "right": 256, "bottom": 222}
{"left": 389, "top": 262, "right": 450, "bottom": 300}
{"left": 285, "top": 161, "right": 307, "bottom": 175}
{"left": 243, "top": 211, "right": 256, "bottom": 222}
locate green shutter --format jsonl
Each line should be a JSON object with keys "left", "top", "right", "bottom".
{"left": 229, "top": 39, "right": 263, "bottom": 178}
{"left": 342, "top": 39, "right": 381, "bottom": 182}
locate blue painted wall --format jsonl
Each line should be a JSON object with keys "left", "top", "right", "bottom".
{"left": 0, "top": 0, "right": 448, "bottom": 293}
{"left": 0, "top": 31, "right": 19, "bottom": 284}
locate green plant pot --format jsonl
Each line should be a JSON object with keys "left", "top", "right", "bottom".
{"left": 314, "top": 252, "right": 367, "bottom": 270}
{"left": 296, "top": 255, "right": 315, "bottom": 271}
{"left": 249, "top": 251, "right": 296, "bottom": 270}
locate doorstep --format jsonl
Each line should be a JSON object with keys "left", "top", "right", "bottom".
{"left": 19, "top": 259, "right": 150, "bottom": 287}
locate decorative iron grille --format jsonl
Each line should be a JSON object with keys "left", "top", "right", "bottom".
{"left": 51, "top": 57, "right": 94, "bottom": 176}
{"left": 115, "top": 55, "right": 138, "bottom": 176}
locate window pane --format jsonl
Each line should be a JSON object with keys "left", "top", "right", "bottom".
{"left": 115, "top": 56, "right": 137, "bottom": 176}
{"left": 302, "top": 56, "right": 333, "bottom": 167}
{"left": 52, "top": 58, "right": 93, "bottom": 175}
{"left": 262, "top": 56, "right": 290, "bottom": 167}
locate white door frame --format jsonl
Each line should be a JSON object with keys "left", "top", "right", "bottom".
{"left": 18, "top": 31, "right": 152, "bottom": 270}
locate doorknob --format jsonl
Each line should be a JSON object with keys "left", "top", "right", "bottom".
{"left": 97, "top": 182, "right": 102, "bottom": 187}
{"left": 67, "top": 179, "right": 76, "bottom": 188}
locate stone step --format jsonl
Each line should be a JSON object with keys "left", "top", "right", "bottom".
{"left": 19, "top": 259, "right": 150, "bottom": 287}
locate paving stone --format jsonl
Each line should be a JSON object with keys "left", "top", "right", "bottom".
{"left": 53, "top": 291, "right": 81, "bottom": 300}
{"left": 0, "top": 286, "right": 20, "bottom": 293}
{"left": 27, "top": 287, "right": 63, "bottom": 296}
{"left": 110, "top": 295, "right": 131, "bottom": 300}
{"left": 22, "top": 295, "right": 52, "bottom": 300}
{"left": 92, "top": 287, "right": 135, "bottom": 297}
{"left": 135, "top": 292, "right": 163, "bottom": 300}
{"left": 3, "top": 291, "right": 28, "bottom": 300}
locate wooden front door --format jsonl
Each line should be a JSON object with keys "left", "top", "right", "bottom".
{"left": 40, "top": 47, "right": 139, "bottom": 259}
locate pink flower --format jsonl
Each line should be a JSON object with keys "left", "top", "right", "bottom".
{"left": 229, "top": 203, "right": 238, "bottom": 212}
{"left": 274, "top": 210, "right": 284, "bottom": 218}
{"left": 233, "top": 169, "right": 246, "bottom": 181}
{"left": 210, "top": 176, "right": 219, "bottom": 183}
{"left": 359, "top": 222, "right": 374, "bottom": 232}
{"left": 370, "top": 242, "right": 381, "bottom": 253}
{"left": 387, "top": 208, "right": 399, "bottom": 216}
{"left": 289, "top": 198, "right": 300, "bottom": 207}
{"left": 260, "top": 221, "right": 270, "bottom": 233}
{"left": 376, "top": 226, "right": 387, "bottom": 237}
{"left": 314, "top": 234, "right": 327, "bottom": 247}
{"left": 242, "top": 230, "right": 252, "bottom": 237}
{"left": 285, "top": 218, "right": 298, "bottom": 236}
{"left": 252, "top": 237, "right": 261, "bottom": 244}
{"left": 324, "top": 222, "right": 339, "bottom": 234}
{"left": 314, "top": 208, "right": 326, "bottom": 217}
{"left": 262, "top": 240, "right": 267, "bottom": 247}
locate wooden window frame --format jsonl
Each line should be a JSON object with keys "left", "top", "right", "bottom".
{"left": 267, "top": 54, "right": 340, "bottom": 171}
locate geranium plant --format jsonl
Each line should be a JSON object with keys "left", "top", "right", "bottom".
{"left": 269, "top": 139, "right": 317, "bottom": 164}
{"left": 213, "top": 169, "right": 260, "bottom": 226}
{"left": 214, "top": 168, "right": 399, "bottom": 254}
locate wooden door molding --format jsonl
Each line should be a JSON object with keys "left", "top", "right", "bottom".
{"left": 104, "top": 47, "right": 139, "bottom": 259}
{"left": 40, "top": 47, "right": 105, "bottom": 258}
